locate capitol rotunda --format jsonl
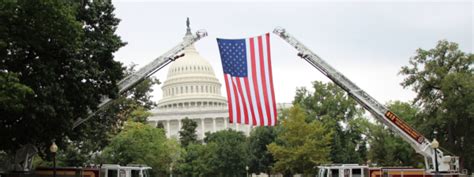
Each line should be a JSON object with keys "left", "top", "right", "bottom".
{"left": 147, "top": 23, "right": 252, "bottom": 139}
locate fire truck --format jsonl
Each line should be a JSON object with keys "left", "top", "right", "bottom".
{"left": 272, "top": 27, "right": 468, "bottom": 177}
{"left": 317, "top": 164, "right": 440, "bottom": 177}
{"left": 34, "top": 164, "right": 151, "bottom": 177}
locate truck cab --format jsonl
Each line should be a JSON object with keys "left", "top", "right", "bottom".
{"left": 318, "top": 164, "right": 369, "bottom": 177}
{"left": 100, "top": 164, "right": 151, "bottom": 177}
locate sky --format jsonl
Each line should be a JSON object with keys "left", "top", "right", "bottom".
{"left": 112, "top": 0, "right": 473, "bottom": 105}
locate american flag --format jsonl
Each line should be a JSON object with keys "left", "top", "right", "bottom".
{"left": 217, "top": 33, "right": 277, "bottom": 126}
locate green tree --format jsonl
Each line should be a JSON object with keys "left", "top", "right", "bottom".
{"left": 101, "top": 121, "right": 181, "bottom": 176}
{"left": 156, "top": 122, "right": 165, "bottom": 129}
{"left": 247, "top": 126, "right": 276, "bottom": 175}
{"left": 400, "top": 40, "right": 474, "bottom": 171}
{"left": 293, "top": 81, "right": 365, "bottom": 163}
{"left": 177, "top": 143, "right": 214, "bottom": 177}
{"left": 268, "top": 105, "right": 332, "bottom": 176}
{"left": 0, "top": 0, "right": 125, "bottom": 158}
{"left": 44, "top": 64, "right": 159, "bottom": 167}
{"left": 348, "top": 101, "right": 423, "bottom": 167}
{"left": 179, "top": 118, "right": 198, "bottom": 148}
{"left": 203, "top": 129, "right": 250, "bottom": 177}
{"left": 177, "top": 130, "right": 249, "bottom": 177}
{"left": 0, "top": 72, "right": 33, "bottom": 124}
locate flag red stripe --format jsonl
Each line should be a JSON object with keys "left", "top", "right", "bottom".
{"left": 250, "top": 38, "right": 264, "bottom": 126}
{"left": 236, "top": 78, "right": 249, "bottom": 124}
{"left": 258, "top": 36, "right": 272, "bottom": 126}
{"left": 244, "top": 78, "right": 257, "bottom": 125}
{"left": 231, "top": 79, "right": 241, "bottom": 124}
{"left": 223, "top": 75, "right": 234, "bottom": 124}
{"left": 265, "top": 33, "right": 277, "bottom": 125}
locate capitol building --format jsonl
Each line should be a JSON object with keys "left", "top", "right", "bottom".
{"left": 147, "top": 24, "right": 252, "bottom": 139}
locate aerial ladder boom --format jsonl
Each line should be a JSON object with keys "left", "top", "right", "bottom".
{"left": 273, "top": 27, "right": 460, "bottom": 173}
{"left": 72, "top": 30, "right": 208, "bottom": 129}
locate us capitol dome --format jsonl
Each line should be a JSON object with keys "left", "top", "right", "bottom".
{"left": 147, "top": 20, "right": 252, "bottom": 139}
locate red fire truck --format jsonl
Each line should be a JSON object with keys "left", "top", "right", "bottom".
{"left": 33, "top": 164, "right": 151, "bottom": 177}
{"left": 317, "top": 164, "right": 465, "bottom": 177}
{"left": 273, "top": 27, "right": 468, "bottom": 176}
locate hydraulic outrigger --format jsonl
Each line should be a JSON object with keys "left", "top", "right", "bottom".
{"left": 273, "top": 27, "right": 460, "bottom": 173}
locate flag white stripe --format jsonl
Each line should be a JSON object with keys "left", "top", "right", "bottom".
{"left": 232, "top": 77, "right": 246, "bottom": 123}
{"left": 245, "top": 39, "right": 261, "bottom": 126}
{"left": 245, "top": 39, "right": 262, "bottom": 125}
{"left": 253, "top": 37, "right": 268, "bottom": 126}
{"left": 238, "top": 77, "right": 253, "bottom": 124}
{"left": 226, "top": 74, "right": 238, "bottom": 123}
{"left": 261, "top": 35, "right": 276, "bottom": 125}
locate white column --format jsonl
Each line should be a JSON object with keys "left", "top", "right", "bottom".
{"left": 167, "top": 120, "right": 171, "bottom": 137}
{"left": 155, "top": 121, "right": 158, "bottom": 128}
{"left": 224, "top": 118, "right": 228, "bottom": 129}
{"left": 213, "top": 118, "right": 216, "bottom": 132}
{"left": 178, "top": 119, "right": 182, "bottom": 131}
{"left": 201, "top": 118, "right": 205, "bottom": 138}
{"left": 248, "top": 125, "right": 251, "bottom": 136}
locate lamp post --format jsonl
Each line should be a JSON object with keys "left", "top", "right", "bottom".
{"left": 50, "top": 142, "right": 58, "bottom": 177}
{"left": 431, "top": 138, "right": 439, "bottom": 175}
{"left": 246, "top": 166, "right": 249, "bottom": 177}
{"left": 169, "top": 166, "right": 173, "bottom": 177}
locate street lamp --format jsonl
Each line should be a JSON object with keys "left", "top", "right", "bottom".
{"left": 246, "top": 166, "right": 249, "bottom": 177}
{"left": 169, "top": 166, "right": 173, "bottom": 177}
{"left": 431, "top": 138, "right": 439, "bottom": 174}
{"left": 50, "top": 142, "right": 58, "bottom": 177}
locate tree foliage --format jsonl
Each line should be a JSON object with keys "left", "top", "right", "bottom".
{"left": 203, "top": 129, "right": 250, "bottom": 177}
{"left": 179, "top": 118, "right": 198, "bottom": 148}
{"left": 247, "top": 126, "right": 277, "bottom": 175}
{"left": 178, "top": 129, "right": 249, "bottom": 177}
{"left": 28, "top": 64, "right": 159, "bottom": 167}
{"left": 400, "top": 40, "right": 474, "bottom": 171}
{"left": 177, "top": 143, "right": 214, "bottom": 177}
{"left": 268, "top": 105, "right": 332, "bottom": 176}
{"left": 366, "top": 101, "right": 422, "bottom": 167}
{"left": 0, "top": 0, "right": 125, "bottom": 157}
{"left": 100, "top": 121, "right": 181, "bottom": 176}
{"left": 293, "top": 81, "right": 366, "bottom": 164}
{"left": 0, "top": 72, "right": 33, "bottom": 121}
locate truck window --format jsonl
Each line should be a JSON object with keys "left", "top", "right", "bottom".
{"left": 143, "top": 169, "right": 150, "bottom": 177}
{"left": 352, "top": 168, "right": 362, "bottom": 177}
{"left": 331, "top": 169, "right": 339, "bottom": 177}
{"left": 131, "top": 170, "right": 140, "bottom": 177}
{"left": 100, "top": 169, "right": 106, "bottom": 177}
{"left": 344, "top": 169, "right": 350, "bottom": 177}
{"left": 119, "top": 169, "right": 126, "bottom": 177}
{"left": 320, "top": 169, "right": 327, "bottom": 177}
{"left": 108, "top": 169, "right": 118, "bottom": 177}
